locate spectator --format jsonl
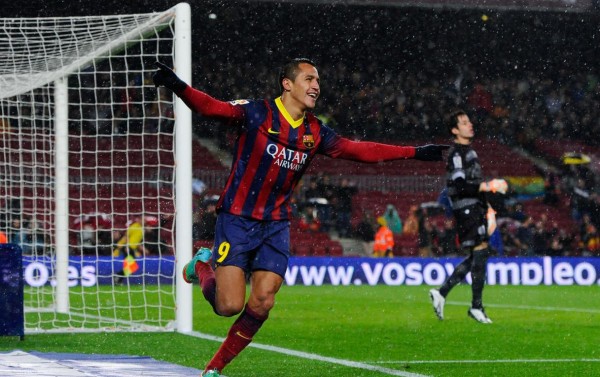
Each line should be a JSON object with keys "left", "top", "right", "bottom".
{"left": 113, "top": 217, "right": 145, "bottom": 258}
{"left": 315, "top": 174, "right": 336, "bottom": 232}
{"left": 547, "top": 225, "right": 569, "bottom": 257}
{"left": 73, "top": 213, "right": 113, "bottom": 255}
{"left": 141, "top": 215, "right": 163, "bottom": 255}
{"left": 532, "top": 220, "right": 549, "bottom": 256}
{"left": 437, "top": 219, "right": 458, "bottom": 256}
{"left": 569, "top": 178, "right": 592, "bottom": 222}
{"left": 499, "top": 222, "right": 519, "bottom": 257}
{"left": 8, "top": 218, "right": 28, "bottom": 250}
{"left": 112, "top": 215, "right": 162, "bottom": 281}
{"left": 582, "top": 223, "right": 600, "bottom": 256}
{"left": 542, "top": 171, "right": 560, "bottom": 206}
{"left": 304, "top": 179, "right": 331, "bottom": 232}
{"left": 417, "top": 218, "right": 437, "bottom": 258}
{"left": 354, "top": 212, "right": 376, "bottom": 256}
{"left": 298, "top": 204, "right": 321, "bottom": 233}
{"left": 506, "top": 201, "right": 527, "bottom": 222}
{"left": 22, "top": 219, "right": 47, "bottom": 255}
{"left": 403, "top": 205, "right": 420, "bottom": 236}
{"left": 194, "top": 199, "right": 218, "bottom": 241}
{"left": 514, "top": 216, "right": 535, "bottom": 256}
{"left": 333, "top": 178, "right": 358, "bottom": 238}
{"left": 383, "top": 204, "right": 403, "bottom": 235}
{"left": 373, "top": 217, "right": 394, "bottom": 257}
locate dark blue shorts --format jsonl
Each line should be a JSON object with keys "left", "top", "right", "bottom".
{"left": 212, "top": 213, "right": 290, "bottom": 278}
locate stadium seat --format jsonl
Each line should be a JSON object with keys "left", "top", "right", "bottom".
{"left": 293, "top": 244, "right": 313, "bottom": 257}
{"left": 327, "top": 243, "right": 344, "bottom": 257}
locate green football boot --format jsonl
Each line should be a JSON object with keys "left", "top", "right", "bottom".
{"left": 182, "top": 247, "right": 212, "bottom": 284}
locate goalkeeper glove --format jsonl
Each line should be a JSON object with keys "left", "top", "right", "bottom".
{"left": 482, "top": 179, "right": 508, "bottom": 194}
{"left": 153, "top": 61, "right": 187, "bottom": 94}
{"left": 414, "top": 144, "right": 450, "bottom": 161}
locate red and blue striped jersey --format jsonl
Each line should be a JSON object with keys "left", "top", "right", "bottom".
{"left": 219, "top": 97, "right": 341, "bottom": 220}
{"left": 178, "top": 86, "right": 418, "bottom": 221}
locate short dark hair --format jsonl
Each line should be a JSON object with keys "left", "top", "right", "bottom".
{"left": 446, "top": 109, "right": 467, "bottom": 136}
{"left": 278, "top": 58, "right": 317, "bottom": 93}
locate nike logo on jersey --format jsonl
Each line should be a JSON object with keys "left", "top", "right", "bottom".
{"left": 267, "top": 128, "right": 280, "bottom": 135}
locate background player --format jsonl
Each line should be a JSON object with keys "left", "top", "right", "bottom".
{"left": 153, "top": 58, "right": 449, "bottom": 376}
{"left": 429, "top": 110, "right": 507, "bottom": 324}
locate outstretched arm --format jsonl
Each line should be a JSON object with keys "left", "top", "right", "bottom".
{"left": 152, "top": 61, "right": 244, "bottom": 120}
{"left": 334, "top": 138, "right": 449, "bottom": 162}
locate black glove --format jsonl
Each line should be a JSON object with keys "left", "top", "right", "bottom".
{"left": 153, "top": 61, "right": 187, "bottom": 94}
{"left": 414, "top": 144, "right": 450, "bottom": 161}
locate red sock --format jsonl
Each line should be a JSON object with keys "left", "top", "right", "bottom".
{"left": 205, "top": 305, "right": 267, "bottom": 373}
{"left": 194, "top": 261, "right": 216, "bottom": 310}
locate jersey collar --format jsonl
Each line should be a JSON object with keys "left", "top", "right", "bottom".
{"left": 275, "top": 97, "right": 304, "bottom": 129}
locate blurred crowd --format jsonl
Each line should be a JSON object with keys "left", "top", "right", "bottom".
{"left": 197, "top": 60, "right": 600, "bottom": 154}
{"left": 3, "top": 4, "right": 600, "bottom": 258}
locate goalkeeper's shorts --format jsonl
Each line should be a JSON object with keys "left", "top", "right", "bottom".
{"left": 453, "top": 202, "right": 489, "bottom": 249}
{"left": 213, "top": 212, "right": 291, "bottom": 278}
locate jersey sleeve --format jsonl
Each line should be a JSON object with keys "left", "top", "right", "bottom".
{"left": 319, "top": 127, "right": 416, "bottom": 162}
{"left": 178, "top": 86, "right": 245, "bottom": 121}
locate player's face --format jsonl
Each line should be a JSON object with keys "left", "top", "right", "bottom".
{"left": 453, "top": 114, "right": 474, "bottom": 144}
{"left": 289, "top": 63, "right": 320, "bottom": 110}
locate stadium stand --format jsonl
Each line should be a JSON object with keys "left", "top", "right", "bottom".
{"left": 521, "top": 196, "right": 579, "bottom": 235}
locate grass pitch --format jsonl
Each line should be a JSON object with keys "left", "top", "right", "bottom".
{"left": 1, "top": 284, "right": 599, "bottom": 376}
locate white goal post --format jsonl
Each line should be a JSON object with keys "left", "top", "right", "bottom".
{"left": 0, "top": 3, "right": 193, "bottom": 333}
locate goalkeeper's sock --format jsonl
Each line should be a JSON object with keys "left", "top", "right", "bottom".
{"left": 205, "top": 305, "right": 267, "bottom": 373}
{"left": 195, "top": 262, "right": 216, "bottom": 310}
{"left": 471, "top": 248, "right": 490, "bottom": 309}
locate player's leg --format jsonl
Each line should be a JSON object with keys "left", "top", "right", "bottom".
{"left": 213, "top": 265, "right": 249, "bottom": 316}
{"left": 203, "top": 219, "right": 289, "bottom": 374}
{"left": 439, "top": 253, "right": 473, "bottom": 297}
{"left": 468, "top": 244, "right": 492, "bottom": 323}
{"left": 430, "top": 204, "right": 480, "bottom": 320}
{"left": 463, "top": 204, "right": 493, "bottom": 323}
{"left": 185, "top": 213, "right": 256, "bottom": 314}
{"left": 429, "top": 252, "right": 473, "bottom": 319}
{"left": 204, "top": 271, "right": 282, "bottom": 374}
{"left": 442, "top": 203, "right": 488, "bottom": 298}
{"left": 203, "top": 271, "right": 282, "bottom": 374}
{"left": 470, "top": 244, "right": 490, "bottom": 309}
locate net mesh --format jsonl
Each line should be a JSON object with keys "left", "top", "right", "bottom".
{"left": 0, "top": 8, "right": 179, "bottom": 332}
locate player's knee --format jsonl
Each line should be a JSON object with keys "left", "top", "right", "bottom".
{"left": 216, "top": 299, "right": 245, "bottom": 317}
{"left": 249, "top": 293, "right": 276, "bottom": 314}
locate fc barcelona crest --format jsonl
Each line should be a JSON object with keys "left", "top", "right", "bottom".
{"left": 303, "top": 134, "right": 315, "bottom": 149}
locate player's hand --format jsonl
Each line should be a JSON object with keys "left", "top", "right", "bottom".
{"left": 414, "top": 144, "right": 450, "bottom": 161}
{"left": 482, "top": 179, "right": 508, "bottom": 194}
{"left": 153, "top": 61, "right": 187, "bottom": 93}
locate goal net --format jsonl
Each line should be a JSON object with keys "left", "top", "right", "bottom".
{"left": 0, "top": 3, "right": 193, "bottom": 332}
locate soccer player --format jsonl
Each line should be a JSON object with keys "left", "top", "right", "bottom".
{"left": 153, "top": 58, "right": 449, "bottom": 376}
{"left": 429, "top": 110, "right": 507, "bottom": 324}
